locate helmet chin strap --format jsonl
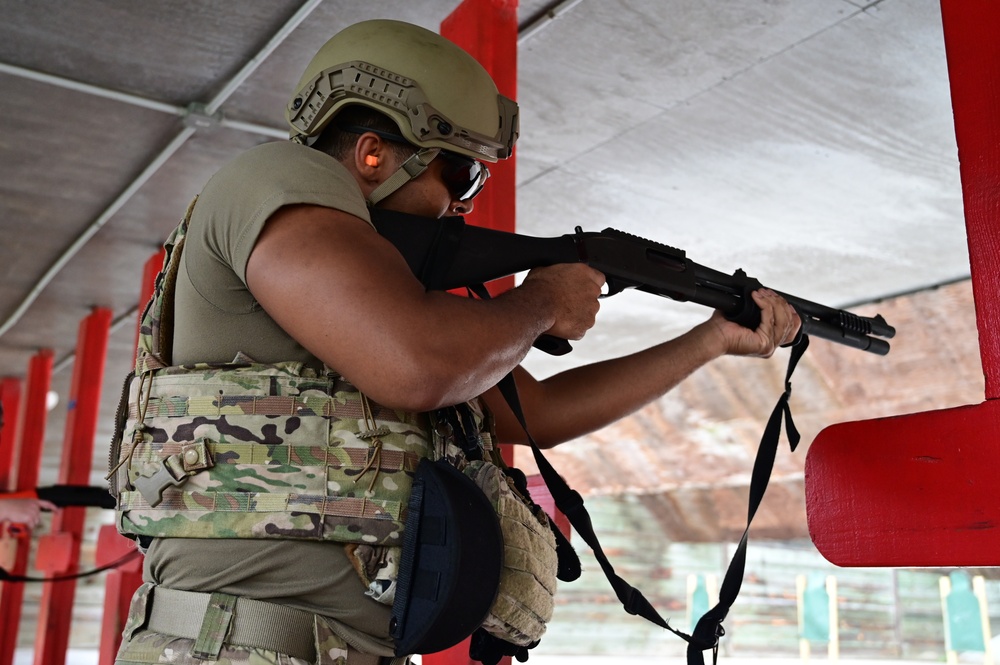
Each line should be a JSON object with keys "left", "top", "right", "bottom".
{"left": 367, "top": 147, "right": 441, "bottom": 207}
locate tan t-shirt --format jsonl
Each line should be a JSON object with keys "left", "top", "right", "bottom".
{"left": 146, "top": 140, "right": 395, "bottom": 655}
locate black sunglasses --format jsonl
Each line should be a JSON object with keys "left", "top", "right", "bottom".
{"left": 436, "top": 150, "right": 490, "bottom": 202}
{"left": 337, "top": 122, "right": 490, "bottom": 202}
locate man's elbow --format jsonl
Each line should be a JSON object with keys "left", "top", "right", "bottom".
{"left": 357, "top": 362, "right": 477, "bottom": 413}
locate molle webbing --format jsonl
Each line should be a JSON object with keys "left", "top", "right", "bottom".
{"left": 115, "top": 364, "right": 434, "bottom": 546}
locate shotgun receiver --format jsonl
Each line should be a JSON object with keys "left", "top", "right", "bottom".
{"left": 369, "top": 209, "right": 896, "bottom": 356}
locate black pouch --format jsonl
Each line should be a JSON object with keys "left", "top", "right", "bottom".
{"left": 391, "top": 458, "right": 503, "bottom": 656}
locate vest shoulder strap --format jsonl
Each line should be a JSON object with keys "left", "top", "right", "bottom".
{"left": 136, "top": 196, "right": 198, "bottom": 374}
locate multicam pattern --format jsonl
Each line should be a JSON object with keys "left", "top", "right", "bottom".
{"left": 463, "top": 461, "right": 559, "bottom": 646}
{"left": 112, "top": 204, "right": 441, "bottom": 549}
{"left": 345, "top": 543, "right": 401, "bottom": 604}
{"left": 115, "top": 584, "right": 351, "bottom": 665}
{"left": 113, "top": 362, "right": 435, "bottom": 546}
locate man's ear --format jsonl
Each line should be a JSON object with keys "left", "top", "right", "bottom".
{"left": 355, "top": 133, "right": 385, "bottom": 180}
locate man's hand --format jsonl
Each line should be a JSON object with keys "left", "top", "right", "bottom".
{"left": 485, "top": 288, "right": 801, "bottom": 449}
{"left": 706, "top": 289, "right": 802, "bottom": 358}
{"left": 520, "top": 264, "right": 605, "bottom": 341}
{"left": 0, "top": 498, "right": 57, "bottom": 530}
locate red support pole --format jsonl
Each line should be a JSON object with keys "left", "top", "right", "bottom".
{"left": 943, "top": 1, "right": 1000, "bottom": 401}
{"left": 442, "top": 0, "right": 519, "bottom": 464}
{"left": 33, "top": 308, "right": 112, "bottom": 665}
{"left": 0, "top": 377, "right": 24, "bottom": 664}
{"left": 442, "top": 0, "right": 519, "bottom": 295}
{"left": 98, "top": 248, "right": 161, "bottom": 665}
{"left": 96, "top": 525, "right": 142, "bottom": 665}
{"left": 805, "top": 0, "right": 1000, "bottom": 566}
{"left": 0, "top": 351, "right": 53, "bottom": 665}
{"left": 430, "top": 4, "right": 520, "bottom": 665}
{"left": 0, "top": 377, "right": 22, "bottom": 489}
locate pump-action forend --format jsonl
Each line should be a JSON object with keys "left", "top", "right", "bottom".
{"left": 369, "top": 209, "right": 896, "bottom": 356}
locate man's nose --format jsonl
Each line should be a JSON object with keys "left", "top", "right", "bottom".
{"left": 451, "top": 198, "right": 474, "bottom": 215}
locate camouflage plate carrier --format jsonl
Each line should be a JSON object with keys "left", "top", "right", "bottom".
{"left": 108, "top": 198, "right": 494, "bottom": 567}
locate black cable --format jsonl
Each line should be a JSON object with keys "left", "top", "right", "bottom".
{"left": 0, "top": 549, "right": 140, "bottom": 583}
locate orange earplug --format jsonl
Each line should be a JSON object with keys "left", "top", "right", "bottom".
{"left": 365, "top": 155, "right": 379, "bottom": 167}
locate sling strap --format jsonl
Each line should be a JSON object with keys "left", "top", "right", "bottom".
{"left": 371, "top": 207, "right": 811, "bottom": 662}
{"left": 0, "top": 550, "right": 140, "bottom": 584}
{"left": 496, "top": 333, "right": 810, "bottom": 665}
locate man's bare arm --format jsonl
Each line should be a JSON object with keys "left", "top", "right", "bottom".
{"left": 483, "top": 289, "right": 801, "bottom": 447}
{"left": 246, "top": 204, "right": 604, "bottom": 412}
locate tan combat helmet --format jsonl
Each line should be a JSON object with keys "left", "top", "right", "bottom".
{"left": 286, "top": 19, "right": 518, "bottom": 164}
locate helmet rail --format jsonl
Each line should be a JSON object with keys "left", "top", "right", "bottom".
{"left": 287, "top": 60, "right": 517, "bottom": 162}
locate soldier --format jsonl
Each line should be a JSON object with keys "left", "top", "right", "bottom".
{"left": 111, "top": 19, "right": 799, "bottom": 665}
{"left": 0, "top": 402, "right": 57, "bottom": 530}
{"left": 0, "top": 497, "right": 56, "bottom": 529}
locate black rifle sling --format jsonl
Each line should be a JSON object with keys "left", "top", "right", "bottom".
{"left": 466, "top": 283, "right": 581, "bottom": 583}
{"left": 685, "top": 334, "right": 809, "bottom": 663}
{"left": 495, "top": 330, "right": 809, "bottom": 665}
{"left": 393, "top": 213, "right": 812, "bottom": 662}
{"left": 0, "top": 550, "right": 140, "bottom": 583}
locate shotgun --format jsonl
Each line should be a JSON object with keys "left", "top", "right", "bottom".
{"left": 369, "top": 209, "right": 896, "bottom": 355}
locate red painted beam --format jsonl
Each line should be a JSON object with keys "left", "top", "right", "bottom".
{"left": 442, "top": 0, "right": 518, "bottom": 299}
{"left": 34, "top": 308, "right": 111, "bottom": 665}
{"left": 428, "top": 3, "right": 519, "bottom": 665}
{"left": 99, "top": 251, "right": 160, "bottom": 665}
{"left": 442, "top": 0, "right": 519, "bottom": 473}
{"left": 0, "top": 376, "right": 25, "bottom": 659}
{"left": 942, "top": 0, "right": 1000, "bottom": 400}
{"left": 96, "top": 524, "right": 143, "bottom": 665}
{"left": 805, "top": 0, "right": 1000, "bottom": 566}
{"left": 806, "top": 399, "right": 1000, "bottom": 566}
{"left": 0, "top": 377, "right": 21, "bottom": 489}
{"left": 0, "top": 351, "right": 53, "bottom": 665}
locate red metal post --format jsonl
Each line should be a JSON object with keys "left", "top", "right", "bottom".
{"left": 0, "top": 377, "right": 22, "bottom": 489}
{"left": 33, "top": 308, "right": 112, "bottom": 665}
{"left": 96, "top": 525, "right": 142, "bottom": 665}
{"left": 442, "top": 0, "right": 519, "bottom": 470}
{"left": 442, "top": 0, "right": 519, "bottom": 297}
{"left": 98, "top": 248, "right": 162, "bottom": 665}
{"left": 0, "top": 351, "right": 53, "bottom": 665}
{"left": 0, "top": 376, "right": 24, "bottom": 665}
{"left": 944, "top": 1, "right": 1000, "bottom": 400}
{"left": 805, "top": 0, "right": 1000, "bottom": 566}
{"left": 429, "top": 4, "right": 520, "bottom": 665}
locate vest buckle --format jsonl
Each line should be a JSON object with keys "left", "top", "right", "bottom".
{"left": 135, "top": 457, "right": 187, "bottom": 507}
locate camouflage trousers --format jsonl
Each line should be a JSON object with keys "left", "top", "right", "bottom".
{"left": 115, "top": 583, "right": 393, "bottom": 665}
{"left": 115, "top": 631, "right": 323, "bottom": 665}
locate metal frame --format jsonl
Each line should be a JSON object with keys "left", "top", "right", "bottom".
{"left": 0, "top": 351, "right": 53, "bottom": 665}
{"left": 33, "top": 308, "right": 112, "bottom": 665}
